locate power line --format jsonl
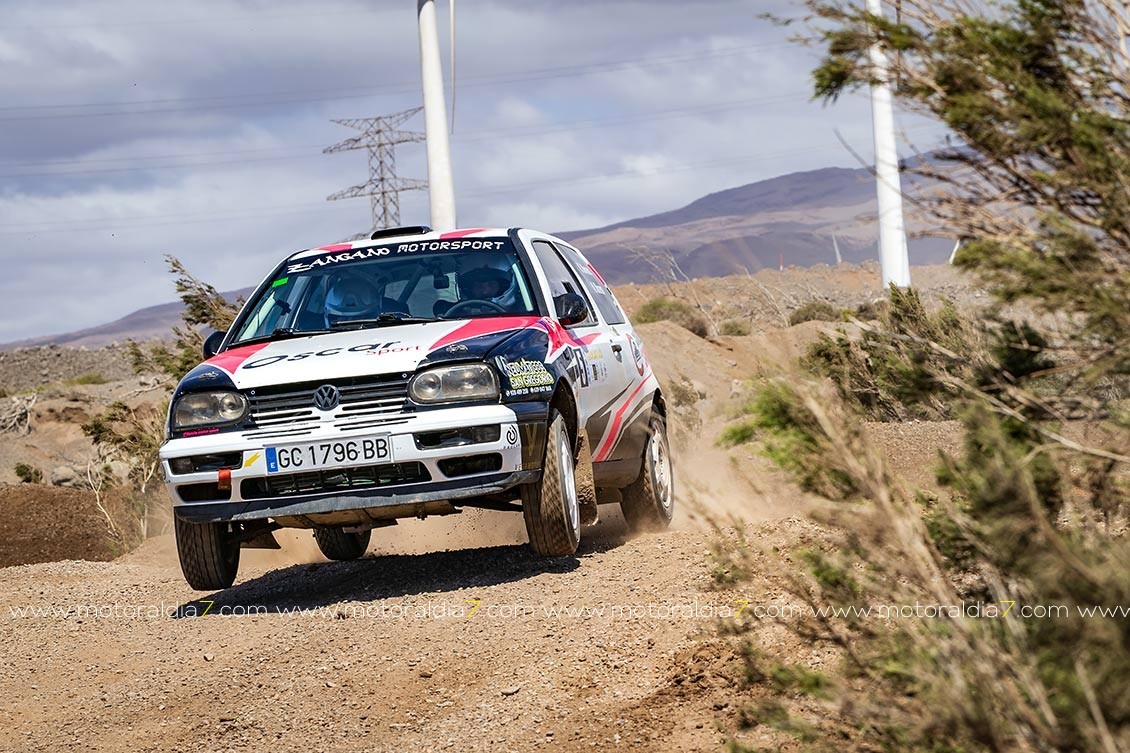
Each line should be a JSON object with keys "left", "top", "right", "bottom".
{"left": 2, "top": 7, "right": 385, "bottom": 32}
{"left": 0, "top": 92, "right": 817, "bottom": 178}
{"left": 0, "top": 141, "right": 898, "bottom": 236}
{"left": 0, "top": 43, "right": 788, "bottom": 121}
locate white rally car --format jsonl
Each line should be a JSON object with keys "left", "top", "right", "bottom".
{"left": 161, "top": 226, "right": 673, "bottom": 590}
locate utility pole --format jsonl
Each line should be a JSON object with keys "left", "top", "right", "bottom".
{"left": 866, "top": 0, "right": 911, "bottom": 288}
{"left": 418, "top": 0, "right": 457, "bottom": 231}
{"left": 323, "top": 107, "right": 427, "bottom": 234}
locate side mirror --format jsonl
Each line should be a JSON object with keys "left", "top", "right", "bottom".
{"left": 554, "top": 293, "right": 589, "bottom": 327}
{"left": 202, "top": 330, "right": 227, "bottom": 359}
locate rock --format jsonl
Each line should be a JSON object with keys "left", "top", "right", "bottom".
{"left": 692, "top": 381, "right": 707, "bottom": 399}
{"left": 203, "top": 653, "right": 215, "bottom": 662}
{"left": 500, "top": 685, "right": 522, "bottom": 696}
{"left": 108, "top": 461, "right": 131, "bottom": 482}
{"left": 418, "top": 669, "right": 433, "bottom": 679}
{"left": 49, "top": 466, "right": 81, "bottom": 488}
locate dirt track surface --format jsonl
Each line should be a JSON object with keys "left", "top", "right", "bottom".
{"left": 0, "top": 514, "right": 774, "bottom": 753}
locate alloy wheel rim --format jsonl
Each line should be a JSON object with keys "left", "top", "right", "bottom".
{"left": 650, "top": 426, "right": 673, "bottom": 514}
{"left": 560, "top": 433, "right": 579, "bottom": 536}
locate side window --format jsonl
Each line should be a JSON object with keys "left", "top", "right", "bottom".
{"left": 554, "top": 243, "right": 627, "bottom": 325}
{"left": 531, "top": 240, "right": 595, "bottom": 326}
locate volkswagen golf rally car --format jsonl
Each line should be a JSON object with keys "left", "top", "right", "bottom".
{"left": 161, "top": 226, "right": 674, "bottom": 590}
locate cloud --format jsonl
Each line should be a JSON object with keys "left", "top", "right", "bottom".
{"left": 0, "top": 0, "right": 941, "bottom": 343}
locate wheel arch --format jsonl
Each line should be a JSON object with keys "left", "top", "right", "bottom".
{"left": 651, "top": 387, "right": 667, "bottom": 422}
{"left": 549, "top": 379, "right": 579, "bottom": 446}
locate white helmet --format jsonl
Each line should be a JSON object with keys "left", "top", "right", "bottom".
{"left": 323, "top": 274, "right": 381, "bottom": 326}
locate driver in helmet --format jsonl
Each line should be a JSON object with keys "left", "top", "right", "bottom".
{"left": 323, "top": 274, "right": 382, "bottom": 327}
{"left": 460, "top": 266, "right": 513, "bottom": 304}
{"left": 437, "top": 261, "right": 518, "bottom": 316}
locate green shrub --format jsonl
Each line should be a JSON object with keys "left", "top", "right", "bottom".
{"left": 787, "top": 301, "right": 839, "bottom": 326}
{"left": 719, "top": 318, "right": 751, "bottom": 336}
{"left": 715, "top": 0, "right": 1130, "bottom": 748}
{"left": 854, "top": 299, "right": 888, "bottom": 321}
{"left": 14, "top": 463, "right": 42, "bottom": 484}
{"left": 633, "top": 297, "right": 709, "bottom": 337}
{"left": 718, "top": 420, "right": 757, "bottom": 447}
{"left": 802, "top": 288, "right": 985, "bottom": 421}
{"left": 64, "top": 372, "right": 108, "bottom": 386}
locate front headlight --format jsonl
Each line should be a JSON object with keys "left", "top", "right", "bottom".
{"left": 409, "top": 363, "right": 499, "bottom": 404}
{"left": 172, "top": 391, "right": 249, "bottom": 430}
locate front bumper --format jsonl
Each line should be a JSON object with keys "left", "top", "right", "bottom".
{"left": 160, "top": 403, "right": 547, "bottom": 524}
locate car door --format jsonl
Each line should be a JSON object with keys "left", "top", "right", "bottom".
{"left": 527, "top": 239, "right": 620, "bottom": 431}
{"left": 551, "top": 242, "right": 655, "bottom": 466}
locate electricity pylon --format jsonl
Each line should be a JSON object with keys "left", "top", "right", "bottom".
{"left": 324, "top": 107, "right": 428, "bottom": 234}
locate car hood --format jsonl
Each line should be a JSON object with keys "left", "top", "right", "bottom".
{"left": 196, "top": 317, "right": 545, "bottom": 390}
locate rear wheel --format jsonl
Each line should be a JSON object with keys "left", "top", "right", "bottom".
{"left": 522, "top": 411, "right": 581, "bottom": 556}
{"left": 620, "top": 411, "right": 674, "bottom": 533}
{"left": 314, "top": 527, "right": 371, "bottom": 561}
{"left": 175, "top": 516, "right": 240, "bottom": 591}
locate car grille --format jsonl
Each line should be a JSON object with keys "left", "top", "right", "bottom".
{"left": 243, "top": 374, "right": 411, "bottom": 438}
{"left": 240, "top": 461, "right": 430, "bottom": 500}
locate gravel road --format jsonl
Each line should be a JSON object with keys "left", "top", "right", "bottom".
{"left": 0, "top": 511, "right": 764, "bottom": 753}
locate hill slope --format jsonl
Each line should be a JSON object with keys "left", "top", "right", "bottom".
{"left": 561, "top": 165, "right": 950, "bottom": 282}
{"left": 2, "top": 287, "right": 254, "bottom": 350}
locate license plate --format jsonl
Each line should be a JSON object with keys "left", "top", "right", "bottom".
{"left": 265, "top": 435, "right": 392, "bottom": 474}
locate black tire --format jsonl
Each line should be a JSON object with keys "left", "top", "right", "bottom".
{"left": 522, "top": 411, "right": 581, "bottom": 556}
{"left": 313, "top": 527, "right": 371, "bottom": 561}
{"left": 174, "top": 516, "right": 240, "bottom": 591}
{"left": 620, "top": 411, "right": 675, "bottom": 533}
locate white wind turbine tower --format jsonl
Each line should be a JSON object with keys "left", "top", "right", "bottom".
{"left": 417, "top": 0, "right": 457, "bottom": 232}
{"left": 866, "top": 0, "right": 911, "bottom": 287}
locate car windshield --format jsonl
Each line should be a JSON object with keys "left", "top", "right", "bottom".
{"left": 231, "top": 237, "right": 540, "bottom": 345}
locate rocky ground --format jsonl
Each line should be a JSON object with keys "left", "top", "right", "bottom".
{"left": 0, "top": 266, "right": 976, "bottom": 752}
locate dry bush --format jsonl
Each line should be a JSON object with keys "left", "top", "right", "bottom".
{"left": 84, "top": 256, "right": 237, "bottom": 541}
{"left": 633, "top": 297, "right": 710, "bottom": 338}
{"left": 787, "top": 301, "right": 840, "bottom": 326}
{"left": 63, "top": 372, "right": 108, "bottom": 386}
{"left": 721, "top": 377, "right": 1129, "bottom": 752}
{"left": 719, "top": 318, "right": 752, "bottom": 336}
{"left": 82, "top": 401, "right": 169, "bottom": 539}
{"left": 13, "top": 463, "right": 42, "bottom": 484}
{"left": 801, "top": 287, "right": 985, "bottom": 420}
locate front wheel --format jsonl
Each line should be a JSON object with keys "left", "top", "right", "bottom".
{"left": 314, "top": 527, "right": 371, "bottom": 561}
{"left": 522, "top": 411, "right": 581, "bottom": 556}
{"left": 620, "top": 411, "right": 675, "bottom": 533}
{"left": 175, "top": 516, "right": 240, "bottom": 591}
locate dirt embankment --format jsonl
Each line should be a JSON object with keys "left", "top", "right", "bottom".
{"left": 0, "top": 485, "right": 139, "bottom": 566}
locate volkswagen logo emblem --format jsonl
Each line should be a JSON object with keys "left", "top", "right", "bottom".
{"left": 312, "top": 384, "right": 341, "bottom": 411}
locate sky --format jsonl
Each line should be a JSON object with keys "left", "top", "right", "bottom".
{"left": 0, "top": 0, "right": 939, "bottom": 343}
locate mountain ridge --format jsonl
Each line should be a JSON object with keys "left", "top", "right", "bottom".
{"left": 4, "top": 162, "right": 948, "bottom": 349}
